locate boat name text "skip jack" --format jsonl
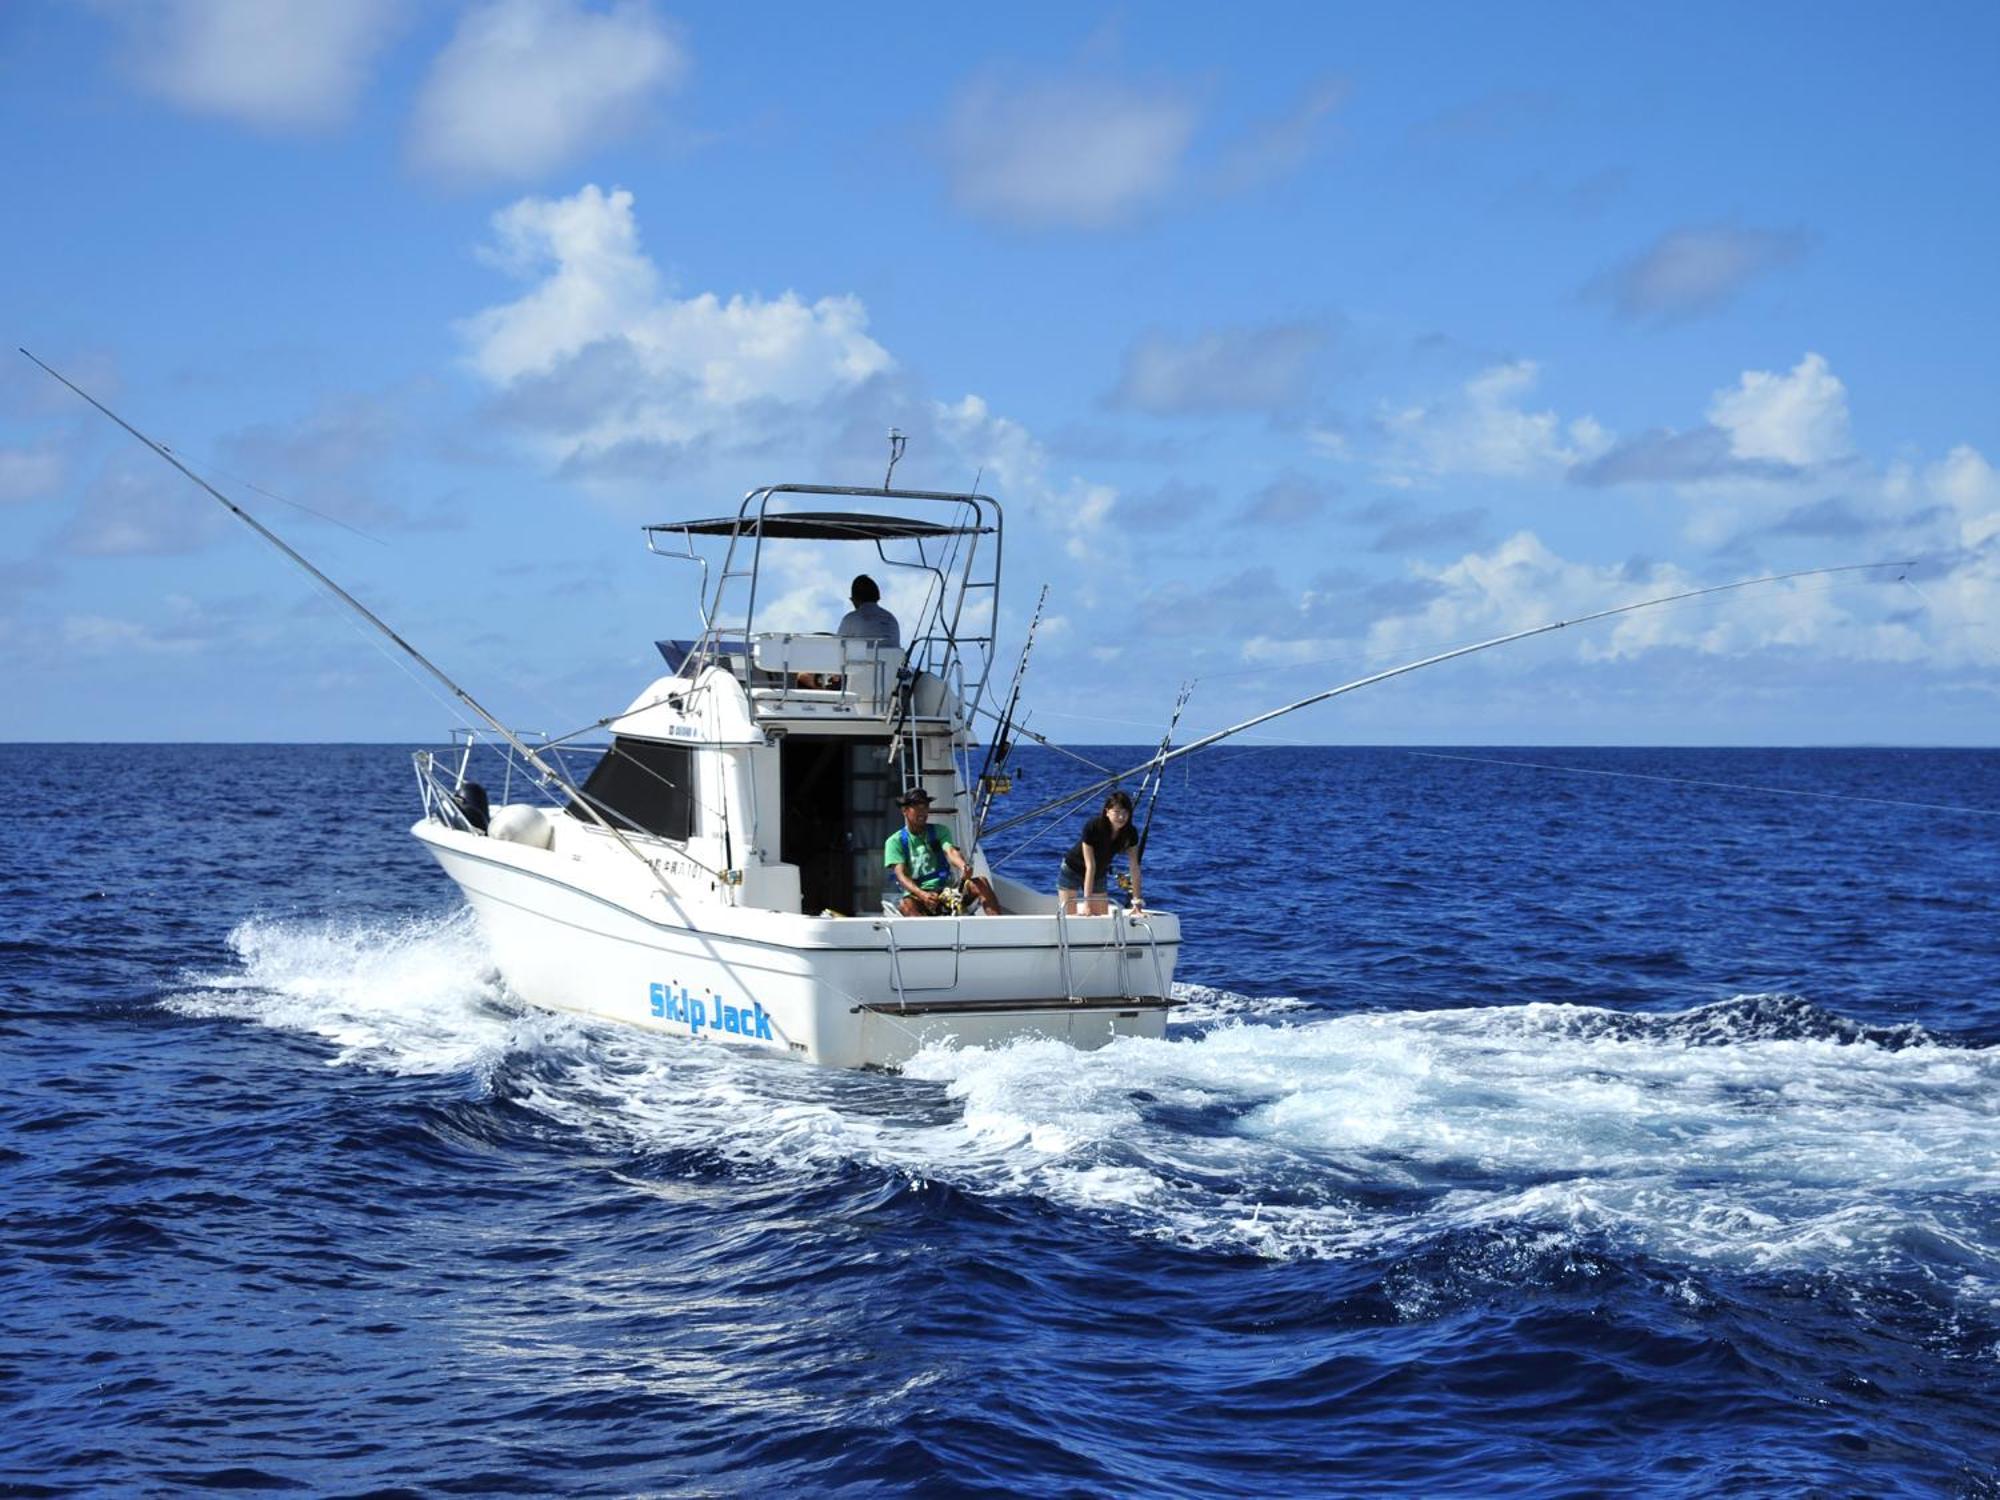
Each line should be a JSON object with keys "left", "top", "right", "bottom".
{"left": 649, "top": 982, "right": 774, "bottom": 1041}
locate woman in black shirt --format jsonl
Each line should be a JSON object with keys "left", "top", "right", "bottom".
{"left": 1058, "top": 789, "right": 1143, "bottom": 914}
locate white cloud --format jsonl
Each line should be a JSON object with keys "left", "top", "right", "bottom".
{"left": 1358, "top": 531, "right": 1938, "bottom": 669}
{"left": 1039, "top": 330, "right": 1989, "bottom": 677}
{"left": 1213, "top": 77, "right": 1348, "bottom": 193}
{"left": 1707, "top": 352, "right": 1851, "bottom": 467}
{"left": 1572, "top": 353, "right": 1853, "bottom": 497}
{"left": 461, "top": 185, "right": 1120, "bottom": 578}
{"left": 0, "top": 446, "right": 63, "bottom": 504}
{"left": 58, "top": 462, "right": 226, "bottom": 556}
{"left": 1110, "top": 321, "right": 1331, "bottom": 416}
{"left": 1305, "top": 426, "right": 1350, "bottom": 460}
{"left": 1365, "top": 532, "right": 1639, "bottom": 657}
{"left": 1593, "top": 223, "right": 1811, "bottom": 321}
{"left": 1901, "top": 543, "right": 2000, "bottom": 669}
{"left": 49, "top": 593, "right": 273, "bottom": 660}
{"left": 1922, "top": 444, "right": 2000, "bottom": 551}
{"left": 460, "top": 185, "right": 893, "bottom": 458}
{"left": 1381, "top": 361, "right": 1609, "bottom": 484}
{"left": 944, "top": 70, "right": 1198, "bottom": 230}
{"left": 935, "top": 395, "right": 1115, "bottom": 560}
{"left": 939, "top": 66, "right": 1343, "bottom": 231}
{"left": 62, "top": 613, "right": 178, "bottom": 655}
{"left": 110, "top": 0, "right": 402, "bottom": 131}
{"left": 462, "top": 186, "right": 661, "bottom": 380}
{"left": 410, "top": 0, "right": 687, "bottom": 183}
{"left": 744, "top": 553, "right": 934, "bottom": 640}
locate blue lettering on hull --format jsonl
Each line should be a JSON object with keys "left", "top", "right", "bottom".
{"left": 648, "top": 982, "right": 774, "bottom": 1043}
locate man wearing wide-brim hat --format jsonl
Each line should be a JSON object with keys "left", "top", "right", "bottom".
{"left": 885, "top": 787, "right": 1003, "bottom": 916}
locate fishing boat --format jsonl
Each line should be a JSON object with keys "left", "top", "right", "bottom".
{"left": 23, "top": 350, "right": 1909, "bottom": 1074}
{"left": 409, "top": 483, "right": 1180, "bottom": 1069}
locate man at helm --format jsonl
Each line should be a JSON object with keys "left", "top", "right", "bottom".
{"left": 837, "top": 574, "right": 900, "bottom": 646}
{"left": 797, "top": 575, "right": 901, "bottom": 691}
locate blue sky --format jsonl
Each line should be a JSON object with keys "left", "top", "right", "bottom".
{"left": 3, "top": 1, "right": 1996, "bottom": 745}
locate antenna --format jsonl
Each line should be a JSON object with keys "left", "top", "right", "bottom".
{"left": 883, "top": 428, "right": 907, "bottom": 489}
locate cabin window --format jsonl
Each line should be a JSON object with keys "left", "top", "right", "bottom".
{"left": 570, "top": 736, "right": 695, "bottom": 841}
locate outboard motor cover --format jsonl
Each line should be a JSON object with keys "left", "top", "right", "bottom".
{"left": 455, "top": 781, "right": 491, "bottom": 833}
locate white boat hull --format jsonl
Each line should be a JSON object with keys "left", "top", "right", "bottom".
{"left": 415, "top": 823, "right": 1180, "bottom": 1070}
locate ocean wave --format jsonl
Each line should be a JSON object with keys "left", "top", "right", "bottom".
{"left": 171, "top": 913, "right": 2000, "bottom": 1289}
{"left": 162, "top": 909, "right": 575, "bottom": 1085}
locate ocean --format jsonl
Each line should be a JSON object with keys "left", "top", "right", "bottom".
{"left": 3, "top": 742, "right": 1997, "bottom": 1496}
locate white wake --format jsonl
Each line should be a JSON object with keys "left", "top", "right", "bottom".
{"left": 168, "top": 913, "right": 2000, "bottom": 1286}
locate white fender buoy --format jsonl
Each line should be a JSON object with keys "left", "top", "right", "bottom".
{"left": 487, "top": 803, "right": 554, "bottom": 850}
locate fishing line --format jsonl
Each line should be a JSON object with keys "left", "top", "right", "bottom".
{"left": 968, "top": 700, "right": 1113, "bottom": 774}
{"left": 155, "top": 443, "right": 393, "bottom": 547}
{"left": 1896, "top": 572, "right": 1992, "bottom": 637}
{"left": 1188, "top": 569, "right": 1913, "bottom": 686}
{"left": 985, "top": 787, "right": 1103, "bottom": 873}
{"left": 1028, "top": 706, "right": 1184, "bottom": 733}
{"left": 983, "top": 558, "right": 1914, "bottom": 843}
{"left": 309, "top": 584, "right": 484, "bottom": 739}
{"left": 1410, "top": 750, "right": 2000, "bottom": 820}
{"left": 23, "top": 348, "right": 706, "bottom": 898}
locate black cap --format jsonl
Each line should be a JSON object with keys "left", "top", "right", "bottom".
{"left": 851, "top": 574, "right": 881, "bottom": 604}
{"left": 897, "top": 787, "right": 933, "bottom": 807}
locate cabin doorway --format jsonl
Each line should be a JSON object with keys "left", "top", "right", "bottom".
{"left": 779, "top": 736, "right": 894, "bottom": 916}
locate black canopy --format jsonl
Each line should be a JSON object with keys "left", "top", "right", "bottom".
{"left": 645, "top": 510, "right": 989, "bottom": 541}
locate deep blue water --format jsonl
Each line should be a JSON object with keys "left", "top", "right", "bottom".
{"left": 3, "top": 742, "right": 1999, "bottom": 1497}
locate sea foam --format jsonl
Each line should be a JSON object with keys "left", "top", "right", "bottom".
{"left": 172, "top": 913, "right": 2000, "bottom": 1283}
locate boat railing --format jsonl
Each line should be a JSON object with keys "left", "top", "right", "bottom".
{"left": 1054, "top": 899, "right": 1077, "bottom": 1001}
{"left": 743, "top": 633, "right": 907, "bottom": 715}
{"left": 412, "top": 728, "right": 608, "bottom": 826}
{"left": 1128, "top": 911, "right": 1170, "bottom": 1003}
{"left": 413, "top": 748, "right": 480, "bottom": 831}
{"left": 645, "top": 485, "right": 1002, "bottom": 738}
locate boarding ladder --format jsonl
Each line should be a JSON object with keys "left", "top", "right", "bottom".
{"left": 1052, "top": 903, "right": 1169, "bottom": 1005}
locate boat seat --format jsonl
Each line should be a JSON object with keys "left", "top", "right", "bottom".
{"left": 748, "top": 634, "right": 905, "bottom": 708}
{"left": 751, "top": 633, "right": 901, "bottom": 673}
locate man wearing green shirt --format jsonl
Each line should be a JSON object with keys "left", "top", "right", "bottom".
{"left": 884, "top": 787, "right": 1003, "bottom": 916}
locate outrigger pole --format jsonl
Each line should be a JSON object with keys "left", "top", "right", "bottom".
{"left": 20, "top": 349, "right": 705, "bottom": 887}
{"left": 981, "top": 559, "right": 1913, "bottom": 843}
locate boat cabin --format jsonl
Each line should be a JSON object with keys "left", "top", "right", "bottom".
{"left": 490, "top": 485, "right": 1018, "bottom": 919}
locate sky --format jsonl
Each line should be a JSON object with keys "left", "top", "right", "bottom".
{"left": 2, "top": 1, "right": 1997, "bottom": 746}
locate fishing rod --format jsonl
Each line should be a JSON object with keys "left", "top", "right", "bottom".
{"left": 981, "top": 559, "right": 1914, "bottom": 843}
{"left": 968, "top": 699, "right": 1113, "bottom": 774}
{"left": 21, "top": 348, "right": 724, "bottom": 889}
{"left": 1106, "top": 680, "right": 1191, "bottom": 900}
{"left": 971, "top": 583, "right": 1048, "bottom": 840}
{"left": 1133, "top": 681, "right": 1192, "bottom": 859}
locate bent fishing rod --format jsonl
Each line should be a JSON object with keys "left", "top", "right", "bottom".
{"left": 980, "top": 558, "right": 1914, "bottom": 843}
{"left": 20, "top": 348, "right": 719, "bottom": 887}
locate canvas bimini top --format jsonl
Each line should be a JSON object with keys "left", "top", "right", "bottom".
{"left": 644, "top": 509, "right": 990, "bottom": 542}
{"left": 646, "top": 479, "right": 1000, "bottom": 544}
